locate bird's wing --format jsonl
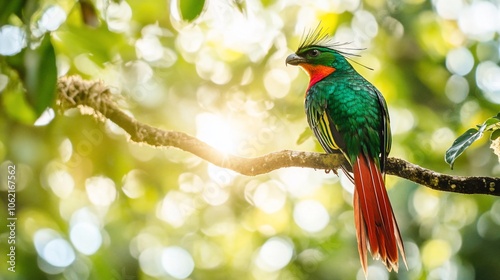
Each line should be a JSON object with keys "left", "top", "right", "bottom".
{"left": 372, "top": 85, "right": 391, "bottom": 174}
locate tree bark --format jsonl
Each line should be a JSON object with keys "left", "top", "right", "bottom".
{"left": 57, "top": 75, "right": 500, "bottom": 196}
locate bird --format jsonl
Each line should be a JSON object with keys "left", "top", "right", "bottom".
{"left": 286, "top": 28, "right": 407, "bottom": 275}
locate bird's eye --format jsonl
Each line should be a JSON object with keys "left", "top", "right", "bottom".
{"left": 308, "top": 49, "right": 320, "bottom": 57}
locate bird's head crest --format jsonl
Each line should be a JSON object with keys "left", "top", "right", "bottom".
{"left": 297, "top": 25, "right": 333, "bottom": 51}
{"left": 293, "top": 24, "right": 373, "bottom": 71}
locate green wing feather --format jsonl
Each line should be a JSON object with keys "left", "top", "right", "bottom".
{"left": 305, "top": 78, "right": 391, "bottom": 173}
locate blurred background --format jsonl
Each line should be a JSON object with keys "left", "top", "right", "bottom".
{"left": 1, "top": 0, "right": 499, "bottom": 279}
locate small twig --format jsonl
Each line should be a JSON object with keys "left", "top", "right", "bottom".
{"left": 57, "top": 76, "right": 500, "bottom": 196}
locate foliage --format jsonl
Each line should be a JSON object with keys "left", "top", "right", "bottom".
{"left": 0, "top": 0, "right": 58, "bottom": 122}
{"left": 446, "top": 113, "right": 500, "bottom": 169}
{"left": 1, "top": 0, "right": 500, "bottom": 280}
{"left": 179, "top": 0, "right": 206, "bottom": 22}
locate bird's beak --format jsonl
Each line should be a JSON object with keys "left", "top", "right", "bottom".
{"left": 286, "top": 53, "right": 305, "bottom": 66}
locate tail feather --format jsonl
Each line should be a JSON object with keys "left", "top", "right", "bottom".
{"left": 353, "top": 154, "right": 406, "bottom": 275}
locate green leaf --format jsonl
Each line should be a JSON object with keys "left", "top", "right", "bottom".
{"left": 179, "top": 0, "right": 205, "bottom": 22}
{"left": 491, "top": 129, "right": 500, "bottom": 141}
{"left": 24, "top": 34, "right": 57, "bottom": 117}
{"left": 446, "top": 112, "right": 500, "bottom": 168}
{"left": 445, "top": 126, "right": 486, "bottom": 169}
{"left": 0, "top": 0, "right": 26, "bottom": 25}
{"left": 296, "top": 127, "right": 313, "bottom": 145}
{"left": 484, "top": 115, "right": 500, "bottom": 128}
{"left": 53, "top": 24, "right": 127, "bottom": 64}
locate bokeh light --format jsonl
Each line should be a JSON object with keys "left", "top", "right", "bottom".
{"left": 161, "top": 246, "right": 195, "bottom": 279}
{"left": 264, "top": 69, "right": 291, "bottom": 99}
{"left": 445, "top": 47, "right": 474, "bottom": 76}
{"left": 34, "top": 229, "right": 75, "bottom": 269}
{"left": 70, "top": 222, "right": 102, "bottom": 255}
{"left": 103, "top": 0, "right": 132, "bottom": 32}
{"left": 421, "top": 239, "right": 452, "bottom": 269}
{"left": 136, "top": 33, "right": 164, "bottom": 62}
{"left": 157, "top": 190, "right": 196, "bottom": 227}
{"left": 34, "top": 108, "right": 56, "bottom": 126}
{"left": 85, "top": 176, "right": 117, "bottom": 206}
{"left": 139, "top": 247, "right": 164, "bottom": 278}
{"left": 36, "top": 5, "right": 67, "bottom": 34}
{"left": 3, "top": 0, "right": 500, "bottom": 279}
{"left": 445, "top": 75, "right": 469, "bottom": 103}
{"left": 476, "top": 61, "right": 500, "bottom": 104}
{"left": 48, "top": 170, "right": 74, "bottom": 199}
{"left": 434, "top": 0, "right": 464, "bottom": 19}
{"left": 293, "top": 200, "right": 330, "bottom": 233}
{"left": 457, "top": 1, "right": 498, "bottom": 41}
{"left": 0, "top": 25, "right": 26, "bottom": 56}
{"left": 255, "top": 237, "right": 294, "bottom": 272}
{"left": 251, "top": 180, "right": 287, "bottom": 214}
{"left": 390, "top": 108, "right": 416, "bottom": 135}
{"left": 122, "top": 169, "right": 147, "bottom": 199}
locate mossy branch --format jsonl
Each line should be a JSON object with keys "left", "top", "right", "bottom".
{"left": 57, "top": 76, "right": 500, "bottom": 196}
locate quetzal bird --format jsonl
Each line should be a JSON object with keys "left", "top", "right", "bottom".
{"left": 286, "top": 31, "right": 406, "bottom": 274}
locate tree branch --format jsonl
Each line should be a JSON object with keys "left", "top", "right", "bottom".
{"left": 56, "top": 76, "right": 500, "bottom": 196}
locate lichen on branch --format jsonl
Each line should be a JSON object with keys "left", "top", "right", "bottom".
{"left": 57, "top": 75, "right": 500, "bottom": 196}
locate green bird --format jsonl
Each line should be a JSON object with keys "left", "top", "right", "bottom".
{"left": 286, "top": 30, "right": 406, "bottom": 274}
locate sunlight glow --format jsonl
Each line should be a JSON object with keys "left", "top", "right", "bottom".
{"left": 196, "top": 113, "right": 240, "bottom": 154}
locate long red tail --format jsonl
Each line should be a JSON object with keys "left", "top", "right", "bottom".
{"left": 353, "top": 154, "right": 406, "bottom": 275}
